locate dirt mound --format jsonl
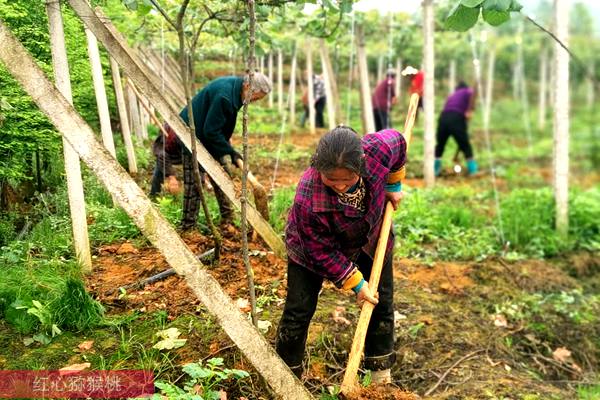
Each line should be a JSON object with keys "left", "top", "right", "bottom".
{"left": 397, "top": 259, "right": 474, "bottom": 295}
{"left": 343, "top": 385, "right": 420, "bottom": 400}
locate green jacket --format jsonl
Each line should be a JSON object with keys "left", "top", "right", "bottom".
{"left": 180, "top": 76, "right": 243, "bottom": 159}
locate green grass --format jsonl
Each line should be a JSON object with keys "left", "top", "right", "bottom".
{"left": 578, "top": 384, "right": 600, "bottom": 400}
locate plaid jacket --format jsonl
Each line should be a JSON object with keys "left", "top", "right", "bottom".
{"left": 285, "top": 129, "right": 407, "bottom": 286}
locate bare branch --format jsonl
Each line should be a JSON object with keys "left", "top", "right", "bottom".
{"left": 148, "top": 0, "right": 176, "bottom": 30}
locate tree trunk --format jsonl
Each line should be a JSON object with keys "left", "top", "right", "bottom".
{"left": 538, "top": 47, "right": 548, "bottom": 131}
{"left": 0, "top": 23, "right": 312, "bottom": 399}
{"left": 85, "top": 27, "right": 116, "bottom": 157}
{"left": 289, "top": 44, "right": 297, "bottom": 126}
{"left": 356, "top": 25, "right": 375, "bottom": 134}
{"left": 422, "top": 0, "right": 435, "bottom": 187}
{"left": 277, "top": 49, "right": 284, "bottom": 113}
{"left": 110, "top": 57, "right": 137, "bottom": 174}
{"left": 320, "top": 43, "right": 336, "bottom": 129}
{"left": 306, "top": 39, "right": 316, "bottom": 134}
{"left": 67, "top": 0, "right": 285, "bottom": 257}
{"left": 448, "top": 59, "right": 456, "bottom": 94}
{"left": 44, "top": 0, "right": 91, "bottom": 272}
{"left": 553, "top": 0, "right": 570, "bottom": 237}
{"left": 267, "top": 52, "right": 273, "bottom": 108}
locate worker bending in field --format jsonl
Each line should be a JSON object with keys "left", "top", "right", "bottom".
{"left": 276, "top": 125, "right": 407, "bottom": 384}
{"left": 179, "top": 73, "right": 271, "bottom": 229}
{"left": 434, "top": 81, "right": 478, "bottom": 176}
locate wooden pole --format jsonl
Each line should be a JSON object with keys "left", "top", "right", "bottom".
{"left": 553, "top": 0, "right": 570, "bottom": 237}
{"left": 289, "top": 44, "right": 297, "bottom": 126}
{"left": 306, "top": 39, "right": 316, "bottom": 134}
{"left": 320, "top": 43, "right": 336, "bottom": 129}
{"left": 126, "top": 78, "right": 144, "bottom": 140}
{"left": 85, "top": 26, "right": 116, "bottom": 157}
{"left": 44, "top": 0, "right": 92, "bottom": 272}
{"left": 277, "top": 48, "right": 284, "bottom": 113}
{"left": 110, "top": 57, "right": 137, "bottom": 174}
{"left": 320, "top": 38, "right": 341, "bottom": 123}
{"left": 538, "top": 46, "right": 548, "bottom": 131}
{"left": 356, "top": 25, "right": 375, "bottom": 134}
{"left": 340, "top": 94, "right": 420, "bottom": 396}
{"left": 422, "top": 0, "right": 435, "bottom": 187}
{"left": 448, "top": 59, "right": 456, "bottom": 94}
{"left": 268, "top": 52, "right": 273, "bottom": 108}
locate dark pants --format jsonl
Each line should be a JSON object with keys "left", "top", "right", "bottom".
{"left": 373, "top": 109, "right": 390, "bottom": 131}
{"left": 150, "top": 135, "right": 183, "bottom": 196}
{"left": 181, "top": 151, "right": 233, "bottom": 229}
{"left": 314, "top": 97, "right": 326, "bottom": 128}
{"left": 435, "top": 111, "right": 474, "bottom": 159}
{"left": 276, "top": 252, "right": 396, "bottom": 376}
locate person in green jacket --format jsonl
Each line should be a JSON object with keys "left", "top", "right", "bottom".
{"left": 180, "top": 73, "right": 271, "bottom": 229}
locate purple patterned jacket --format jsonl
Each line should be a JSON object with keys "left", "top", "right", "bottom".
{"left": 285, "top": 129, "right": 407, "bottom": 286}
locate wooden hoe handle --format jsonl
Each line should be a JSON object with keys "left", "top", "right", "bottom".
{"left": 340, "top": 94, "right": 420, "bottom": 395}
{"left": 235, "top": 158, "right": 263, "bottom": 190}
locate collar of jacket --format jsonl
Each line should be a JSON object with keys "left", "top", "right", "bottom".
{"left": 231, "top": 76, "right": 243, "bottom": 110}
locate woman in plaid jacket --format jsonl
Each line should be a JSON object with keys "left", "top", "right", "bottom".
{"left": 276, "top": 125, "right": 407, "bottom": 384}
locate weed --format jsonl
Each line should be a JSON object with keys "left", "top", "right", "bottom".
{"left": 153, "top": 357, "right": 250, "bottom": 400}
{"left": 51, "top": 278, "right": 104, "bottom": 331}
{"left": 578, "top": 384, "right": 600, "bottom": 400}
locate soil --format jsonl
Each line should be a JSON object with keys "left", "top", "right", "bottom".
{"left": 87, "top": 228, "right": 287, "bottom": 318}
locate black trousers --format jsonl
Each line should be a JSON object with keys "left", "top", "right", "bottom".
{"left": 373, "top": 109, "right": 390, "bottom": 131}
{"left": 435, "top": 111, "right": 474, "bottom": 159}
{"left": 275, "top": 251, "right": 396, "bottom": 375}
{"left": 314, "top": 97, "right": 326, "bottom": 128}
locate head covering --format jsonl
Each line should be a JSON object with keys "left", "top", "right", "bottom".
{"left": 401, "top": 66, "right": 419, "bottom": 76}
{"left": 386, "top": 68, "right": 396, "bottom": 77}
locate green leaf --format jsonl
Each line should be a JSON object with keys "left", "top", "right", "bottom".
{"left": 206, "top": 357, "right": 224, "bottom": 367}
{"left": 183, "top": 363, "right": 214, "bottom": 379}
{"left": 33, "top": 333, "right": 51, "bottom": 345}
{"left": 509, "top": 0, "right": 523, "bottom": 12}
{"left": 445, "top": 4, "right": 480, "bottom": 32}
{"left": 482, "top": 9, "right": 510, "bottom": 26}
{"left": 123, "top": 0, "right": 137, "bottom": 11}
{"left": 482, "top": 0, "right": 511, "bottom": 11}
{"left": 153, "top": 327, "right": 187, "bottom": 350}
{"left": 461, "top": 0, "right": 485, "bottom": 7}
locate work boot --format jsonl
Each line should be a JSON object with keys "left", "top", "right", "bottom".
{"left": 467, "top": 158, "right": 479, "bottom": 176}
{"left": 434, "top": 158, "right": 442, "bottom": 176}
{"left": 371, "top": 368, "right": 391, "bottom": 384}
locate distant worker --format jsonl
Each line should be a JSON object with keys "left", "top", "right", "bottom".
{"left": 435, "top": 81, "right": 478, "bottom": 176}
{"left": 179, "top": 73, "right": 271, "bottom": 229}
{"left": 402, "top": 66, "right": 423, "bottom": 117}
{"left": 372, "top": 69, "right": 397, "bottom": 131}
{"left": 301, "top": 74, "right": 327, "bottom": 128}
